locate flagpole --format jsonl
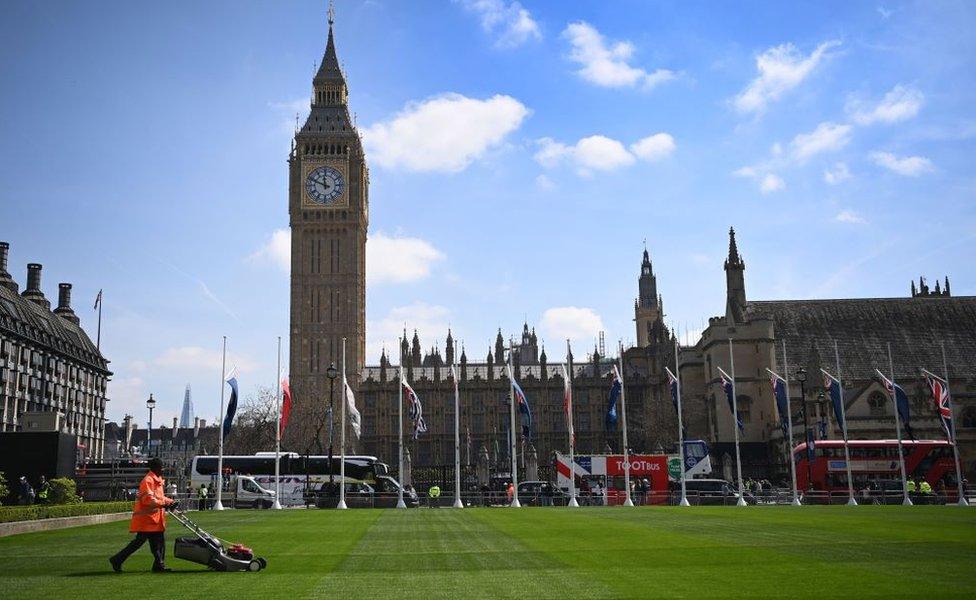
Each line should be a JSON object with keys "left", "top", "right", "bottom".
{"left": 272, "top": 335, "right": 283, "bottom": 510}
{"left": 566, "top": 339, "right": 578, "bottom": 508}
{"left": 337, "top": 337, "right": 348, "bottom": 510}
{"left": 728, "top": 339, "right": 746, "bottom": 507}
{"left": 214, "top": 336, "right": 227, "bottom": 511}
{"left": 886, "top": 343, "right": 912, "bottom": 506}
{"left": 834, "top": 340, "right": 856, "bottom": 506}
{"left": 782, "top": 341, "right": 800, "bottom": 506}
{"left": 508, "top": 339, "right": 521, "bottom": 508}
{"left": 396, "top": 337, "right": 406, "bottom": 509}
{"left": 674, "top": 338, "right": 689, "bottom": 507}
{"left": 453, "top": 341, "right": 463, "bottom": 509}
{"left": 95, "top": 290, "right": 103, "bottom": 351}
{"left": 618, "top": 341, "right": 633, "bottom": 507}
{"left": 941, "top": 342, "right": 968, "bottom": 507}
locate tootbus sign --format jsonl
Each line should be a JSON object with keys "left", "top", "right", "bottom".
{"left": 555, "top": 453, "right": 669, "bottom": 505}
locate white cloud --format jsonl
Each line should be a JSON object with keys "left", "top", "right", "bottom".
{"left": 155, "top": 346, "right": 258, "bottom": 374}
{"left": 535, "top": 132, "right": 673, "bottom": 175}
{"left": 733, "top": 166, "right": 785, "bottom": 194}
{"left": 848, "top": 84, "right": 924, "bottom": 125}
{"left": 574, "top": 135, "right": 635, "bottom": 171}
{"left": 562, "top": 21, "right": 675, "bottom": 90}
{"left": 535, "top": 174, "right": 555, "bottom": 191}
{"left": 366, "top": 302, "right": 451, "bottom": 363}
{"left": 835, "top": 209, "right": 867, "bottom": 224}
{"left": 823, "top": 162, "right": 852, "bottom": 185}
{"left": 869, "top": 151, "right": 935, "bottom": 176}
{"left": 540, "top": 307, "right": 605, "bottom": 346}
{"left": 629, "top": 133, "right": 676, "bottom": 162}
{"left": 362, "top": 93, "right": 529, "bottom": 172}
{"left": 458, "top": 0, "right": 541, "bottom": 48}
{"left": 791, "top": 121, "right": 852, "bottom": 162}
{"left": 367, "top": 232, "right": 445, "bottom": 285}
{"left": 107, "top": 376, "right": 148, "bottom": 420}
{"left": 248, "top": 228, "right": 291, "bottom": 272}
{"left": 760, "top": 173, "right": 786, "bottom": 194}
{"left": 733, "top": 40, "right": 840, "bottom": 114}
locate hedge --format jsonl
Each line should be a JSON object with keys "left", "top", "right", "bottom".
{"left": 0, "top": 501, "right": 131, "bottom": 524}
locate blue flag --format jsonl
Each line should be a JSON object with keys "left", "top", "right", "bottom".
{"left": 513, "top": 378, "right": 532, "bottom": 438}
{"left": 877, "top": 370, "right": 915, "bottom": 441}
{"left": 769, "top": 372, "right": 789, "bottom": 439}
{"left": 606, "top": 365, "right": 621, "bottom": 431}
{"left": 822, "top": 370, "right": 845, "bottom": 430}
{"left": 222, "top": 374, "right": 239, "bottom": 438}
{"left": 720, "top": 370, "right": 744, "bottom": 432}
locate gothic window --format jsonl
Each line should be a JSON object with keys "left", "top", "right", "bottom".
{"left": 738, "top": 395, "right": 753, "bottom": 422}
{"left": 868, "top": 392, "right": 886, "bottom": 416}
{"left": 962, "top": 407, "right": 976, "bottom": 428}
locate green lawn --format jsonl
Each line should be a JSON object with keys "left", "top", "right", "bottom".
{"left": 1, "top": 506, "right": 974, "bottom": 599}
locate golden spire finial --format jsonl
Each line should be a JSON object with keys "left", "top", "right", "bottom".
{"left": 328, "top": 0, "right": 335, "bottom": 26}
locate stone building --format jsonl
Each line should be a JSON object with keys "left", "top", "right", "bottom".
{"left": 357, "top": 250, "right": 679, "bottom": 471}
{"left": 288, "top": 11, "right": 368, "bottom": 451}
{"left": 0, "top": 241, "right": 111, "bottom": 459}
{"left": 678, "top": 228, "right": 976, "bottom": 480}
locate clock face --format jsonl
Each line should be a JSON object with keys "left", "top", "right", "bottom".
{"left": 305, "top": 166, "right": 344, "bottom": 205}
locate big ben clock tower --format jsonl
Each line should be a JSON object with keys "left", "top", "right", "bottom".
{"left": 289, "top": 7, "right": 368, "bottom": 437}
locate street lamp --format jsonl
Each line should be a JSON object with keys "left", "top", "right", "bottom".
{"left": 796, "top": 368, "right": 811, "bottom": 490}
{"left": 326, "top": 362, "right": 338, "bottom": 494}
{"left": 146, "top": 393, "right": 156, "bottom": 457}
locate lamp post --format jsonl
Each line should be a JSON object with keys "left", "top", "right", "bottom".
{"left": 146, "top": 393, "right": 156, "bottom": 457}
{"left": 796, "top": 368, "right": 811, "bottom": 490}
{"left": 326, "top": 362, "right": 338, "bottom": 491}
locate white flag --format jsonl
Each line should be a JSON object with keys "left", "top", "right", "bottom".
{"left": 344, "top": 377, "right": 361, "bottom": 439}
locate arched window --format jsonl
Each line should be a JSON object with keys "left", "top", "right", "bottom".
{"left": 868, "top": 392, "right": 886, "bottom": 417}
{"left": 738, "top": 395, "right": 753, "bottom": 423}
{"left": 962, "top": 406, "right": 976, "bottom": 428}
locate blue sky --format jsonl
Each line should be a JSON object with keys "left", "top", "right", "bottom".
{"left": 2, "top": 1, "right": 974, "bottom": 425}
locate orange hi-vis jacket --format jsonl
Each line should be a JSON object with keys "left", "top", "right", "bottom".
{"left": 129, "top": 471, "right": 174, "bottom": 533}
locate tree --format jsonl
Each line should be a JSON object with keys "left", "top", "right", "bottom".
{"left": 223, "top": 387, "right": 277, "bottom": 455}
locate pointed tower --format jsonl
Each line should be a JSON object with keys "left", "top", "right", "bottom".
{"left": 411, "top": 330, "right": 422, "bottom": 366}
{"left": 724, "top": 227, "right": 746, "bottom": 323}
{"left": 179, "top": 385, "right": 194, "bottom": 430}
{"left": 289, "top": 4, "right": 369, "bottom": 415}
{"left": 445, "top": 328, "right": 455, "bottom": 365}
{"left": 944, "top": 276, "right": 951, "bottom": 296}
{"left": 494, "top": 329, "right": 505, "bottom": 365}
{"left": 634, "top": 245, "right": 663, "bottom": 347}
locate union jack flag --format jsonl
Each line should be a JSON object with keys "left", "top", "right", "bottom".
{"left": 402, "top": 378, "right": 427, "bottom": 439}
{"left": 768, "top": 370, "right": 789, "bottom": 439}
{"left": 923, "top": 370, "right": 953, "bottom": 441}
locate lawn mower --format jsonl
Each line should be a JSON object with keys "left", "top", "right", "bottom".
{"left": 169, "top": 508, "right": 267, "bottom": 572}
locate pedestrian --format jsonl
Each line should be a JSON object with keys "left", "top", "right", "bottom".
{"left": 198, "top": 484, "right": 209, "bottom": 510}
{"left": 17, "top": 476, "right": 34, "bottom": 505}
{"left": 37, "top": 475, "right": 50, "bottom": 504}
{"left": 109, "top": 457, "right": 179, "bottom": 573}
{"left": 505, "top": 482, "right": 514, "bottom": 505}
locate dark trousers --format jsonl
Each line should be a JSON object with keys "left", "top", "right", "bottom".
{"left": 112, "top": 531, "right": 166, "bottom": 569}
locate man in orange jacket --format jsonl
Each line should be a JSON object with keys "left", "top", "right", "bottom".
{"left": 109, "top": 457, "right": 178, "bottom": 572}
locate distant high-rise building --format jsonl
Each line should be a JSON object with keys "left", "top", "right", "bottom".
{"left": 179, "top": 384, "right": 194, "bottom": 429}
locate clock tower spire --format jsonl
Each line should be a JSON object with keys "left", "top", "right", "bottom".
{"left": 288, "top": 4, "right": 368, "bottom": 448}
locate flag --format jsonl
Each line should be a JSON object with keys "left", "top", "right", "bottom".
{"left": 222, "top": 372, "right": 239, "bottom": 438}
{"left": 821, "top": 369, "right": 845, "bottom": 430}
{"left": 508, "top": 365, "right": 532, "bottom": 438}
{"left": 922, "top": 370, "right": 953, "bottom": 441}
{"left": 344, "top": 376, "right": 361, "bottom": 439}
{"left": 402, "top": 378, "right": 427, "bottom": 439}
{"left": 606, "top": 365, "right": 621, "bottom": 431}
{"left": 718, "top": 368, "right": 744, "bottom": 432}
{"left": 279, "top": 378, "right": 292, "bottom": 437}
{"left": 876, "top": 369, "right": 915, "bottom": 440}
{"left": 561, "top": 364, "right": 574, "bottom": 445}
{"left": 806, "top": 428, "right": 816, "bottom": 461}
{"left": 665, "top": 367, "right": 679, "bottom": 413}
{"left": 768, "top": 371, "right": 790, "bottom": 439}
{"left": 93, "top": 289, "right": 102, "bottom": 310}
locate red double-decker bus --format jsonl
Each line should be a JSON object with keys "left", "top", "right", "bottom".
{"left": 794, "top": 439, "right": 957, "bottom": 498}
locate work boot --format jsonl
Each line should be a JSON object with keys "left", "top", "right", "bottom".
{"left": 109, "top": 557, "right": 122, "bottom": 573}
{"left": 152, "top": 566, "right": 173, "bottom": 573}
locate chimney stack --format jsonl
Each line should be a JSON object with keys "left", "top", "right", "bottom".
{"left": 0, "top": 242, "right": 16, "bottom": 293}
{"left": 21, "top": 263, "right": 50, "bottom": 309}
{"left": 53, "top": 282, "right": 80, "bottom": 324}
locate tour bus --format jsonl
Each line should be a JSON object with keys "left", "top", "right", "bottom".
{"left": 793, "top": 439, "right": 958, "bottom": 500}
{"left": 555, "top": 452, "right": 670, "bottom": 505}
{"left": 190, "top": 453, "right": 392, "bottom": 506}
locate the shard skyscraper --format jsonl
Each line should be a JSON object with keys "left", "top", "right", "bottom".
{"left": 178, "top": 384, "right": 194, "bottom": 429}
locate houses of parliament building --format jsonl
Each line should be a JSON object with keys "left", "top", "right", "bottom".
{"left": 289, "top": 12, "right": 976, "bottom": 481}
